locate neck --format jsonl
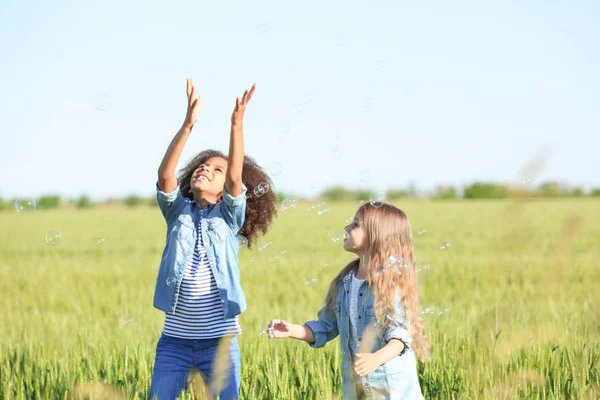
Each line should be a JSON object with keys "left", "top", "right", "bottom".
{"left": 355, "top": 254, "right": 369, "bottom": 279}
{"left": 193, "top": 192, "right": 218, "bottom": 209}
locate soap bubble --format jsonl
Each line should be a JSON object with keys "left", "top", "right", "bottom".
{"left": 93, "top": 93, "right": 112, "bottom": 111}
{"left": 253, "top": 182, "right": 270, "bottom": 197}
{"left": 15, "top": 197, "right": 36, "bottom": 212}
{"left": 166, "top": 277, "right": 177, "bottom": 287}
{"left": 45, "top": 230, "right": 62, "bottom": 246}
{"left": 281, "top": 198, "right": 298, "bottom": 214}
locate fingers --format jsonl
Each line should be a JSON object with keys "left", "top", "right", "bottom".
{"left": 247, "top": 83, "right": 256, "bottom": 101}
{"left": 186, "top": 78, "right": 191, "bottom": 98}
{"left": 190, "top": 85, "right": 196, "bottom": 106}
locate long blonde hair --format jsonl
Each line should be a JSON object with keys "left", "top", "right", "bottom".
{"left": 324, "top": 202, "right": 431, "bottom": 362}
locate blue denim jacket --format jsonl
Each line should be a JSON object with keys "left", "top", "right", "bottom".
{"left": 305, "top": 270, "right": 424, "bottom": 400}
{"left": 153, "top": 182, "right": 248, "bottom": 320}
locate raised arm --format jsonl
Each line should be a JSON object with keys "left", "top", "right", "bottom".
{"left": 157, "top": 78, "right": 202, "bottom": 193}
{"left": 225, "top": 83, "right": 256, "bottom": 197}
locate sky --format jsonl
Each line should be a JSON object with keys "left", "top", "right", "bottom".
{"left": 1, "top": 0, "right": 599, "bottom": 201}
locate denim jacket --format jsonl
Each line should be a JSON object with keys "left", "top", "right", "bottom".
{"left": 153, "top": 182, "right": 248, "bottom": 319}
{"left": 305, "top": 270, "right": 424, "bottom": 400}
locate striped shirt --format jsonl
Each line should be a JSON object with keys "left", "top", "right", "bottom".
{"left": 163, "top": 211, "right": 241, "bottom": 339}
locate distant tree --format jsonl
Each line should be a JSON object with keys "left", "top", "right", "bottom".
{"left": 535, "top": 181, "right": 571, "bottom": 197}
{"left": 433, "top": 185, "right": 458, "bottom": 200}
{"left": 148, "top": 196, "right": 159, "bottom": 207}
{"left": 76, "top": 195, "right": 94, "bottom": 209}
{"left": 354, "top": 189, "right": 376, "bottom": 203}
{"left": 321, "top": 187, "right": 352, "bottom": 202}
{"left": 0, "top": 198, "right": 9, "bottom": 212}
{"left": 37, "top": 195, "right": 61, "bottom": 209}
{"left": 386, "top": 189, "right": 410, "bottom": 201}
{"left": 590, "top": 188, "right": 600, "bottom": 197}
{"left": 571, "top": 187, "right": 586, "bottom": 197}
{"left": 124, "top": 195, "right": 144, "bottom": 208}
{"left": 464, "top": 182, "right": 509, "bottom": 199}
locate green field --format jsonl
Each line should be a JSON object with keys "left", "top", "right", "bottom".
{"left": 1, "top": 199, "right": 599, "bottom": 399}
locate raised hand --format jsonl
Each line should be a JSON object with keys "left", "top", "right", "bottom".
{"left": 231, "top": 83, "right": 256, "bottom": 125}
{"left": 183, "top": 78, "right": 202, "bottom": 128}
{"left": 266, "top": 319, "right": 292, "bottom": 339}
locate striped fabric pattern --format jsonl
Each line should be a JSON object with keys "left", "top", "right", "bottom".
{"left": 163, "top": 212, "right": 241, "bottom": 339}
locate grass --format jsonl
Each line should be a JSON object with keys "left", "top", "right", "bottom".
{"left": 1, "top": 198, "right": 599, "bottom": 399}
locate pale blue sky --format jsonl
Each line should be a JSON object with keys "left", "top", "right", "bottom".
{"left": 1, "top": 0, "right": 598, "bottom": 200}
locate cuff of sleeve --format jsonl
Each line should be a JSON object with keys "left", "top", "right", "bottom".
{"left": 222, "top": 183, "right": 247, "bottom": 206}
{"left": 156, "top": 181, "right": 180, "bottom": 202}
{"left": 304, "top": 321, "right": 327, "bottom": 348}
{"left": 384, "top": 327, "right": 412, "bottom": 355}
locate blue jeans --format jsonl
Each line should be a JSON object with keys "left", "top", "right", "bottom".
{"left": 150, "top": 333, "right": 241, "bottom": 400}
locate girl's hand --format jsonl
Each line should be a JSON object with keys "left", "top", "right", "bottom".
{"left": 183, "top": 78, "right": 202, "bottom": 128}
{"left": 231, "top": 83, "right": 256, "bottom": 125}
{"left": 266, "top": 319, "right": 292, "bottom": 339}
{"left": 354, "top": 352, "right": 383, "bottom": 377}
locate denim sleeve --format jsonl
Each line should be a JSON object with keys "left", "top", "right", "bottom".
{"left": 156, "top": 181, "right": 186, "bottom": 224}
{"left": 383, "top": 298, "right": 413, "bottom": 355}
{"left": 220, "top": 184, "right": 247, "bottom": 232}
{"left": 304, "top": 307, "right": 339, "bottom": 348}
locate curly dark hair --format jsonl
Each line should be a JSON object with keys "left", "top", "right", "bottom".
{"left": 178, "top": 149, "right": 278, "bottom": 248}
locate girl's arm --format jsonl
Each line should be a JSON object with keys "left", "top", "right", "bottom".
{"left": 158, "top": 78, "right": 202, "bottom": 193}
{"left": 225, "top": 84, "right": 256, "bottom": 198}
{"left": 267, "top": 320, "right": 315, "bottom": 343}
{"left": 354, "top": 339, "right": 406, "bottom": 377}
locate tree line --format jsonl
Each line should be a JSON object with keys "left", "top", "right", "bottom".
{"left": 1, "top": 181, "right": 599, "bottom": 211}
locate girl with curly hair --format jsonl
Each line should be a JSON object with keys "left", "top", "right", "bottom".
{"left": 150, "top": 79, "right": 277, "bottom": 400}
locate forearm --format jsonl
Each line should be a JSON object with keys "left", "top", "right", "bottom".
{"left": 288, "top": 324, "right": 315, "bottom": 343}
{"left": 227, "top": 122, "right": 244, "bottom": 179}
{"left": 158, "top": 124, "right": 193, "bottom": 179}
{"left": 375, "top": 339, "right": 406, "bottom": 364}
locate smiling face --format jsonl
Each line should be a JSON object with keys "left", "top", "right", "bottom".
{"left": 343, "top": 211, "right": 366, "bottom": 255}
{"left": 190, "top": 156, "right": 228, "bottom": 204}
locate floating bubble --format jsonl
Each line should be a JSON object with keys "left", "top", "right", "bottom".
{"left": 96, "top": 237, "right": 105, "bottom": 245}
{"left": 292, "top": 104, "right": 303, "bottom": 116}
{"left": 15, "top": 197, "right": 36, "bottom": 212}
{"left": 281, "top": 122, "right": 291, "bottom": 133}
{"left": 372, "top": 265, "right": 386, "bottom": 278}
{"left": 304, "top": 93, "right": 313, "bottom": 104}
{"left": 330, "top": 143, "right": 342, "bottom": 160}
{"left": 375, "top": 60, "right": 386, "bottom": 72}
{"left": 415, "top": 260, "right": 430, "bottom": 273}
{"left": 386, "top": 255, "right": 408, "bottom": 275}
{"left": 253, "top": 182, "right": 270, "bottom": 197}
{"left": 258, "top": 325, "right": 268, "bottom": 337}
{"left": 440, "top": 241, "right": 452, "bottom": 250}
{"left": 335, "top": 36, "right": 345, "bottom": 46}
{"left": 331, "top": 230, "right": 347, "bottom": 244}
{"left": 257, "top": 240, "right": 272, "bottom": 252}
{"left": 405, "top": 89, "right": 412, "bottom": 96}
{"left": 317, "top": 203, "right": 330, "bottom": 216}
{"left": 364, "top": 97, "right": 373, "bottom": 108}
{"left": 93, "top": 93, "right": 112, "bottom": 111}
{"left": 417, "top": 228, "right": 427, "bottom": 236}
{"left": 238, "top": 235, "right": 248, "bottom": 249}
{"left": 45, "top": 230, "right": 62, "bottom": 246}
{"left": 120, "top": 316, "right": 134, "bottom": 326}
{"left": 281, "top": 197, "right": 298, "bottom": 214}
{"left": 270, "top": 162, "right": 283, "bottom": 176}
{"left": 212, "top": 74, "right": 220, "bottom": 84}
{"left": 268, "top": 255, "right": 279, "bottom": 263}
{"left": 304, "top": 276, "right": 318, "bottom": 286}
{"left": 310, "top": 182, "right": 317, "bottom": 190}
{"left": 421, "top": 305, "right": 451, "bottom": 317}
{"left": 359, "top": 169, "right": 371, "bottom": 183}
{"left": 256, "top": 22, "right": 268, "bottom": 35}
{"left": 370, "top": 196, "right": 384, "bottom": 207}
{"left": 166, "top": 277, "right": 177, "bottom": 287}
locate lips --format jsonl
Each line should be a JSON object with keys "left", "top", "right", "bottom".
{"left": 194, "top": 174, "right": 210, "bottom": 182}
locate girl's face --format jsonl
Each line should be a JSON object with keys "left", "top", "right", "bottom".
{"left": 190, "top": 156, "right": 228, "bottom": 200}
{"left": 343, "top": 211, "right": 366, "bottom": 254}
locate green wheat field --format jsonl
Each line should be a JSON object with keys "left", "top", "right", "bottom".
{"left": 1, "top": 199, "right": 599, "bottom": 399}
